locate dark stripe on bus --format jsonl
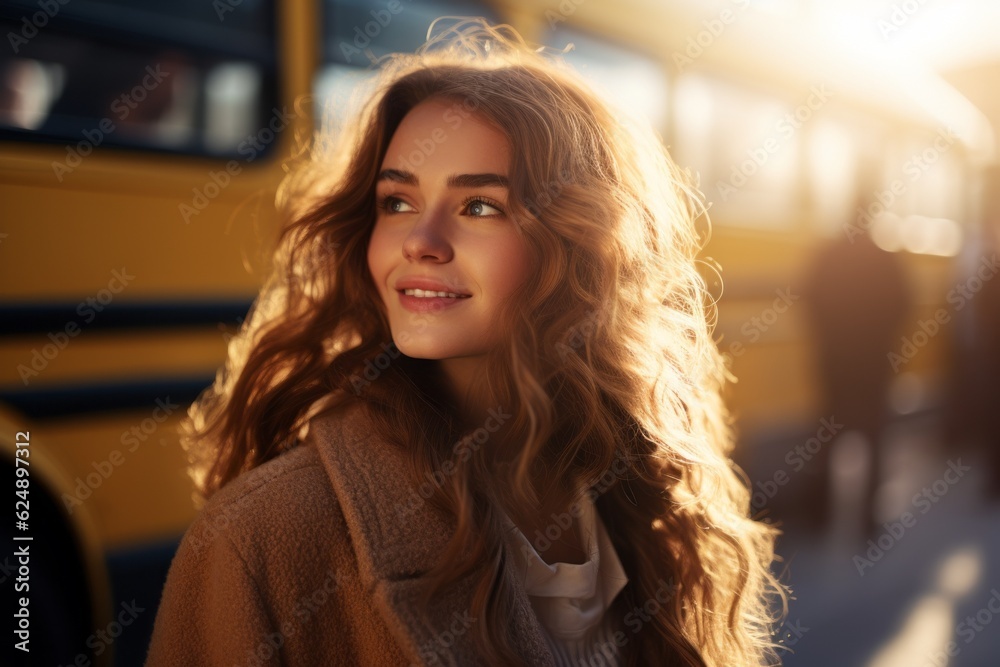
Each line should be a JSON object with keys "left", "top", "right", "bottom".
{"left": 0, "top": 376, "right": 212, "bottom": 420}
{"left": 0, "top": 300, "right": 253, "bottom": 337}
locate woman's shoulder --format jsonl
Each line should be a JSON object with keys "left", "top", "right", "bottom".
{"left": 147, "top": 401, "right": 394, "bottom": 665}
{"left": 180, "top": 400, "right": 376, "bottom": 558}
{"left": 178, "top": 441, "right": 336, "bottom": 564}
{"left": 170, "top": 397, "right": 453, "bottom": 592}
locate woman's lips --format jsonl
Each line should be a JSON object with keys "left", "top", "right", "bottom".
{"left": 402, "top": 287, "right": 466, "bottom": 298}
{"left": 397, "top": 288, "right": 471, "bottom": 314}
{"left": 392, "top": 277, "right": 472, "bottom": 314}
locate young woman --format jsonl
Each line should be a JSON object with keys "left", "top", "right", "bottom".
{"left": 147, "top": 19, "right": 783, "bottom": 667}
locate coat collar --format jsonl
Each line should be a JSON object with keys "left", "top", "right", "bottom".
{"left": 312, "top": 401, "right": 555, "bottom": 666}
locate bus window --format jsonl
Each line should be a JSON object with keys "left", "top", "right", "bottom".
{"left": 0, "top": 0, "right": 277, "bottom": 158}
{"left": 673, "top": 72, "right": 799, "bottom": 229}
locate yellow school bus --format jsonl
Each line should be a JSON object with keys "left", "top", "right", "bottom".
{"left": 0, "top": 0, "right": 989, "bottom": 664}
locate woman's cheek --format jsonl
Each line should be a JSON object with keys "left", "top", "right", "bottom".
{"left": 493, "top": 236, "right": 532, "bottom": 299}
{"left": 366, "top": 225, "right": 392, "bottom": 297}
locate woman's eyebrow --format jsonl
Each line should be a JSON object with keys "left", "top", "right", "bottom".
{"left": 447, "top": 173, "right": 509, "bottom": 189}
{"left": 377, "top": 168, "right": 416, "bottom": 185}
{"left": 376, "top": 169, "right": 509, "bottom": 189}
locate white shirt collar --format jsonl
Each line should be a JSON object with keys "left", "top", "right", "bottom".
{"left": 501, "top": 487, "right": 629, "bottom": 641}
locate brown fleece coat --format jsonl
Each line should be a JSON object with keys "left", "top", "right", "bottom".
{"left": 145, "top": 401, "right": 558, "bottom": 666}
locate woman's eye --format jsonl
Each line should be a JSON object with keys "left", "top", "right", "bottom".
{"left": 379, "top": 196, "right": 415, "bottom": 214}
{"left": 464, "top": 198, "right": 504, "bottom": 217}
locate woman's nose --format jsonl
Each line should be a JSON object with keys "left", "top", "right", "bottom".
{"left": 401, "top": 212, "right": 454, "bottom": 263}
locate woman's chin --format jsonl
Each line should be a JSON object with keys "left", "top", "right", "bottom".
{"left": 391, "top": 336, "right": 488, "bottom": 363}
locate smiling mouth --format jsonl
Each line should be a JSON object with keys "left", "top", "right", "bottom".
{"left": 401, "top": 288, "right": 471, "bottom": 298}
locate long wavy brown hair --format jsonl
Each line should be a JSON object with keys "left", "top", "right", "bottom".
{"left": 182, "top": 18, "right": 784, "bottom": 666}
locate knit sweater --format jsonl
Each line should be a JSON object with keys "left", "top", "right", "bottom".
{"left": 145, "top": 401, "right": 573, "bottom": 666}
{"left": 502, "top": 488, "right": 630, "bottom": 666}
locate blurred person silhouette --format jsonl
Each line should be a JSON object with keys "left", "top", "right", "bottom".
{"left": 801, "top": 191, "right": 912, "bottom": 538}
{"left": 944, "top": 165, "right": 1000, "bottom": 499}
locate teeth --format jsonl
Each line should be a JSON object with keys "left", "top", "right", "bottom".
{"left": 403, "top": 288, "right": 465, "bottom": 298}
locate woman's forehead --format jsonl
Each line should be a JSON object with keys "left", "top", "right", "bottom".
{"left": 380, "top": 99, "right": 511, "bottom": 178}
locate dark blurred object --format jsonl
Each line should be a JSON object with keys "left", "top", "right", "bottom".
{"left": 2, "top": 457, "right": 99, "bottom": 667}
{"left": 944, "top": 165, "right": 1000, "bottom": 498}
{"left": 105, "top": 536, "right": 181, "bottom": 667}
{"left": 801, "top": 208, "right": 913, "bottom": 537}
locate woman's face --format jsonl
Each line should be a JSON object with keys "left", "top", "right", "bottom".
{"left": 367, "top": 98, "right": 531, "bottom": 364}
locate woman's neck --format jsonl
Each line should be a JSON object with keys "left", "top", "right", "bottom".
{"left": 439, "top": 356, "right": 493, "bottom": 428}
